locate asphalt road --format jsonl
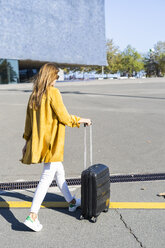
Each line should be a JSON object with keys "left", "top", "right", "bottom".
{"left": 0, "top": 78, "right": 165, "bottom": 248}
{"left": 0, "top": 78, "right": 165, "bottom": 181}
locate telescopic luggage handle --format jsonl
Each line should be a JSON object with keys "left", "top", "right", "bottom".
{"left": 84, "top": 123, "right": 93, "bottom": 170}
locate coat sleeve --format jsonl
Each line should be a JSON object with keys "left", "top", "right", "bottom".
{"left": 23, "top": 100, "right": 32, "bottom": 141}
{"left": 50, "top": 88, "right": 81, "bottom": 127}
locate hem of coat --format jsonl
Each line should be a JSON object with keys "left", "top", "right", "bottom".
{"left": 19, "top": 158, "right": 63, "bottom": 165}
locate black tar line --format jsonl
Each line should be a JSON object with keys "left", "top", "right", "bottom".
{"left": 0, "top": 173, "right": 165, "bottom": 191}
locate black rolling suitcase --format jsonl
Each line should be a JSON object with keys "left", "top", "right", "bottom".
{"left": 80, "top": 124, "right": 110, "bottom": 223}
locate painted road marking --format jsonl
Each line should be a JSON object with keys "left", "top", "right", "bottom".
{"left": 0, "top": 201, "right": 165, "bottom": 209}
{"left": 109, "top": 202, "right": 165, "bottom": 209}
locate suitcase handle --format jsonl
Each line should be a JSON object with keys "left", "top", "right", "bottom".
{"left": 84, "top": 123, "right": 92, "bottom": 170}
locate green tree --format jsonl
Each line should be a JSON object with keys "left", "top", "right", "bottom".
{"left": 93, "top": 39, "right": 122, "bottom": 75}
{"left": 154, "top": 41, "right": 165, "bottom": 76}
{"left": 144, "top": 41, "right": 165, "bottom": 77}
{"left": 143, "top": 49, "right": 157, "bottom": 77}
{"left": 121, "top": 45, "right": 144, "bottom": 77}
{"left": 106, "top": 39, "right": 122, "bottom": 74}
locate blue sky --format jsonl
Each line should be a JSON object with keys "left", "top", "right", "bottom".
{"left": 104, "top": 0, "right": 165, "bottom": 54}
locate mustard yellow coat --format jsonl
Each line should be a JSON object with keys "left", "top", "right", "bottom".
{"left": 20, "top": 87, "right": 81, "bottom": 164}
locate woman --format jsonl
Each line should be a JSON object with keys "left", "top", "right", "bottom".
{"left": 21, "top": 63, "right": 91, "bottom": 231}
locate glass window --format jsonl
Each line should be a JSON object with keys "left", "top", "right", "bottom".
{"left": 0, "top": 59, "right": 19, "bottom": 84}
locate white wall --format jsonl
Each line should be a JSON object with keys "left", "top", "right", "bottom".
{"left": 0, "top": 0, "right": 107, "bottom": 66}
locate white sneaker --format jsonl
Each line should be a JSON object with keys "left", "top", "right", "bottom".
{"left": 24, "top": 216, "right": 43, "bottom": 232}
{"left": 69, "top": 198, "right": 81, "bottom": 212}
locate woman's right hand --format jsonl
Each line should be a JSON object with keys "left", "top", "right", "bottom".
{"left": 78, "top": 118, "right": 92, "bottom": 126}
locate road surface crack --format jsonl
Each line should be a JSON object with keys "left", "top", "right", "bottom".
{"left": 115, "top": 209, "right": 146, "bottom": 248}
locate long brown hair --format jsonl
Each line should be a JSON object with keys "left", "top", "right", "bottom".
{"left": 29, "top": 63, "right": 59, "bottom": 110}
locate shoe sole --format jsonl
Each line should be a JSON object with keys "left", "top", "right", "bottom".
{"left": 24, "top": 220, "right": 43, "bottom": 232}
{"left": 69, "top": 205, "right": 81, "bottom": 212}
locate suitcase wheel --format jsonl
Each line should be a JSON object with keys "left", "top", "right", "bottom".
{"left": 91, "top": 216, "right": 97, "bottom": 223}
{"left": 103, "top": 208, "right": 109, "bottom": 213}
{"left": 80, "top": 215, "right": 85, "bottom": 220}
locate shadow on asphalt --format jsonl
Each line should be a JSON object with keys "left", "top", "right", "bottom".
{"left": 0, "top": 89, "right": 32, "bottom": 93}
{"left": 49, "top": 206, "right": 81, "bottom": 221}
{"left": 0, "top": 88, "right": 165, "bottom": 100}
{"left": 0, "top": 195, "right": 30, "bottom": 232}
{"left": 0, "top": 191, "right": 81, "bottom": 232}
{"left": 61, "top": 91, "right": 165, "bottom": 100}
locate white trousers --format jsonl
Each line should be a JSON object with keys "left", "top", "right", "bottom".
{"left": 30, "top": 162, "right": 73, "bottom": 214}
